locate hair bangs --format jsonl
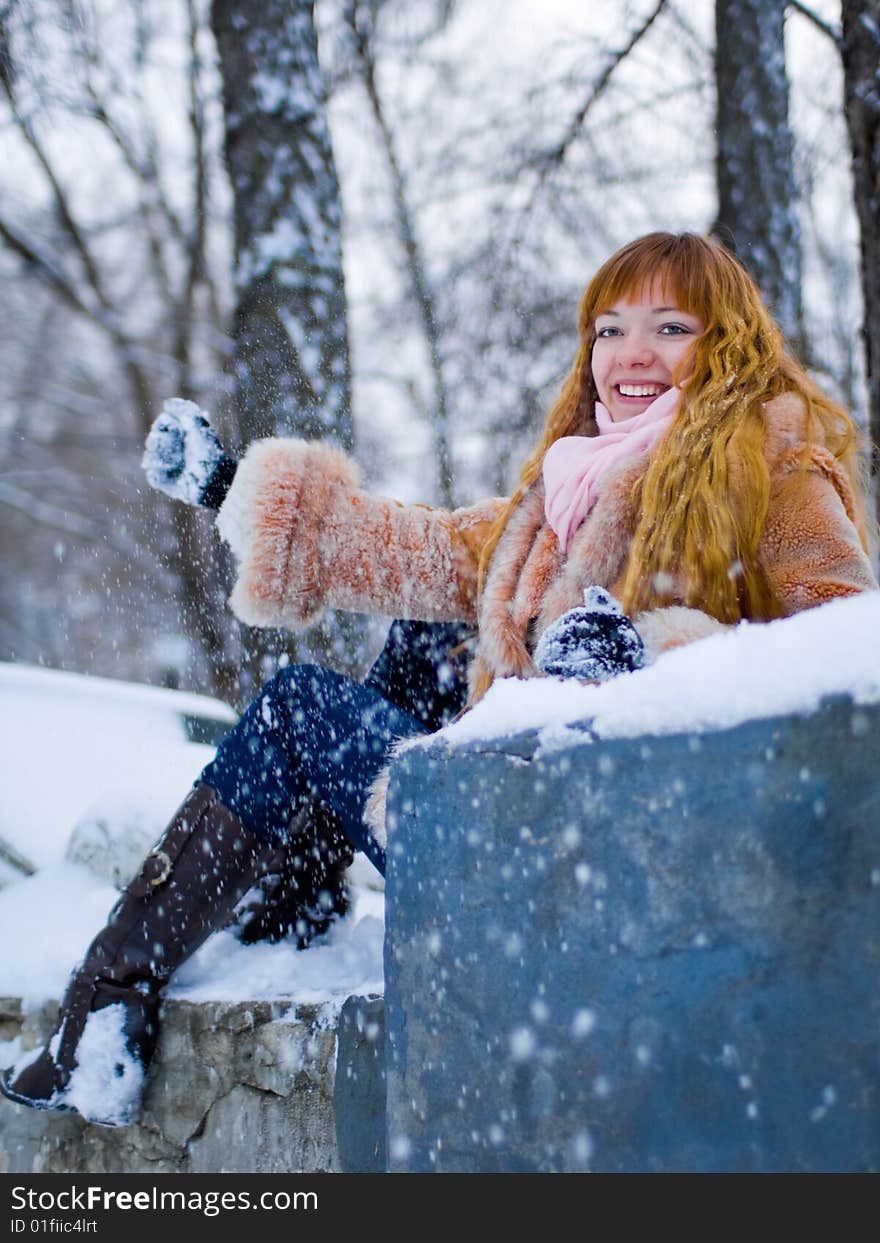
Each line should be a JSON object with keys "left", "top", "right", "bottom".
{"left": 581, "top": 233, "right": 734, "bottom": 338}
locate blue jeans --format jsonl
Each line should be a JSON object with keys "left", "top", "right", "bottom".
{"left": 199, "top": 664, "right": 428, "bottom": 876}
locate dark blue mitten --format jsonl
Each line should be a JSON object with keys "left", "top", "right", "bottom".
{"left": 142, "top": 398, "right": 237, "bottom": 509}
{"left": 534, "top": 587, "right": 645, "bottom": 682}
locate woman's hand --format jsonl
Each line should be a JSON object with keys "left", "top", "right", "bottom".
{"left": 142, "top": 399, "right": 237, "bottom": 509}
{"left": 534, "top": 587, "right": 645, "bottom": 682}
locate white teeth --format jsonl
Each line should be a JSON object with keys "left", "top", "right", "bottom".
{"left": 618, "top": 384, "right": 664, "bottom": 398}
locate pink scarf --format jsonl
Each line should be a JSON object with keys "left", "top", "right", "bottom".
{"left": 542, "top": 386, "right": 681, "bottom": 552}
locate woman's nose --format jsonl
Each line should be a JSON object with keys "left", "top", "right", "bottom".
{"left": 617, "top": 336, "right": 655, "bottom": 366}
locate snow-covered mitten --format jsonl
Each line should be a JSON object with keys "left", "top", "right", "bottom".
{"left": 534, "top": 586, "right": 645, "bottom": 682}
{"left": 142, "top": 398, "right": 237, "bottom": 509}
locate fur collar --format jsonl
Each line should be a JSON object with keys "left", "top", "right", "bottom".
{"left": 475, "top": 453, "right": 647, "bottom": 683}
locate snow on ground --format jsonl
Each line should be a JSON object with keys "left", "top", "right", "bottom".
{"left": 0, "top": 592, "right": 877, "bottom": 1014}
{"left": 167, "top": 878, "right": 384, "bottom": 1008}
{"left": 0, "top": 663, "right": 236, "bottom": 867}
{"left": 0, "top": 664, "right": 385, "bottom": 1015}
{"left": 0, "top": 859, "right": 385, "bottom": 1013}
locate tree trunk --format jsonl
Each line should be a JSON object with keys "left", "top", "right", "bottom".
{"left": 713, "top": 0, "right": 805, "bottom": 352}
{"left": 211, "top": 0, "right": 365, "bottom": 685}
{"left": 840, "top": 0, "right": 880, "bottom": 504}
{"left": 211, "top": 0, "right": 353, "bottom": 449}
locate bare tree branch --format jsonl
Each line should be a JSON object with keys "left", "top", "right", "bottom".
{"left": 666, "top": 0, "right": 714, "bottom": 61}
{"left": 84, "top": 94, "right": 176, "bottom": 307}
{"left": 0, "top": 213, "right": 95, "bottom": 317}
{"left": 1, "top": 71, "right": 116, "bottom": 314}
{"left": 497, "top": 2, "right": 670, "bottom": 292}
{"left": 0, "top": 477, "right": 110, "bottom": 540}
{"left": 65, "top": 2, "right": 216, "bottom": 338}
{"left": 346, "top": 0, "right": 455, "bottom": 506}
{"left": 527, "top": 0, "right": 668, "bottom": 198}
{"left": 787, "top": 0, "right": 842, "bottom": 45}
{"left": 66, "top": 0, "right": 190, "bottom": 249}
{"left": 0, "top": 49, "right": 159, "bottom": 423}
{"left": 0, "top": 0, "right": 14, "bottom": 96}
{"left": 0, "top": 207, "right": 156, "bottom": 426}
{"left": 0, "top": 833, "right": 36, "bottom": 878}
{"left": 471, "top": 0, "right": 670, "bottom": 404}
{"left": 171, "top": 0, "right": 210, "bottom": 398}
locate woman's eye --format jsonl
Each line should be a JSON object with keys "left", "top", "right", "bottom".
{"left": 659, "top": 323, "right": 689, "bottom": 335}
{"left": 596, "top": 326, "right": 620, "bottom": 338}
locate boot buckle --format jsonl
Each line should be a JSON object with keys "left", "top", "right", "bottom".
{"left": 146, "top": 850, "right": 172, "bottom": 887}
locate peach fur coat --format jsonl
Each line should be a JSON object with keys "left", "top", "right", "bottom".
{"left": 216, "top": 393, "right": 877, "bottom": 837}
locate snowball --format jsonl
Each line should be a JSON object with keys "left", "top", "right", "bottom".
{"left": 142, "top": 398, "right": 224, "bottom": 505}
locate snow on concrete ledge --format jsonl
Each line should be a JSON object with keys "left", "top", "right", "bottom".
{"left": 436, "top": 592, "right": 880, "bottom": 752}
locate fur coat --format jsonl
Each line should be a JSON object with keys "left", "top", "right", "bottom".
{"left": 216, "top": 392, "right": 876, "bottom": 677}
{"left": 216, "top": 392, "right": 877, "bottom": 845}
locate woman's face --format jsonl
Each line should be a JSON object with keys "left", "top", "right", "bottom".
{"left": 591, "top": 283, "right": 704, "bottom": 423}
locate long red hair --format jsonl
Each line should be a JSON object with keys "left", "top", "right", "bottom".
{"left": 471, "top": 232, "right": 868, "bottom": 702}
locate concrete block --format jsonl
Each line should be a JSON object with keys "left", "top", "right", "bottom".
{"left": 384, "top": 695, "right": 880, "bottom": 1173}
{"left": 0, "top": 994, "right": 385, "bottom": 1174}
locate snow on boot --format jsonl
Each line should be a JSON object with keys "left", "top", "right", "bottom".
{"left": 232, "top": 800, "right": 354, "bottom": 948}
{"left": 0, "top": 784, "right": 275, "bottom": 1126}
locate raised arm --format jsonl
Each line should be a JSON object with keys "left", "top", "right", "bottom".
{"left": 215, "top": 436, "right": 504, "bottom": 629}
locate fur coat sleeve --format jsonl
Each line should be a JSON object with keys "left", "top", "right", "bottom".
{"left": 216, "top": 437, "right": 504, "bottom": 629}
{"left": 759, "top": 446, "right": 875, "bottom": 609}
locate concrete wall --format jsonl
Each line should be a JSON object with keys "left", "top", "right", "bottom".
{"left": 0, "top": 993, "right": 385, "bottom": 1174}
{"left": 383, "top": 695, "right": 880, "bottom": 1173}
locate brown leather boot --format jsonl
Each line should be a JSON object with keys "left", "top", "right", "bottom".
{"left": 0, "top": 784, "right": 277, "bottom": 1126}
{"left": 232, "top": 798, "right": 354, "bottom": 948}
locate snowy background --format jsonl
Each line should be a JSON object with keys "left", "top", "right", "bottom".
{"left": 0, "top": 0, "right": 869, "bottom": 696}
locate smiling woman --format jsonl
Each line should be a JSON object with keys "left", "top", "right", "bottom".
{"left": 472, "top": 230, "right": 876, "bottom": 698}
{"left": 4, "top": 230, "right": 876, "bottom": 1129}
